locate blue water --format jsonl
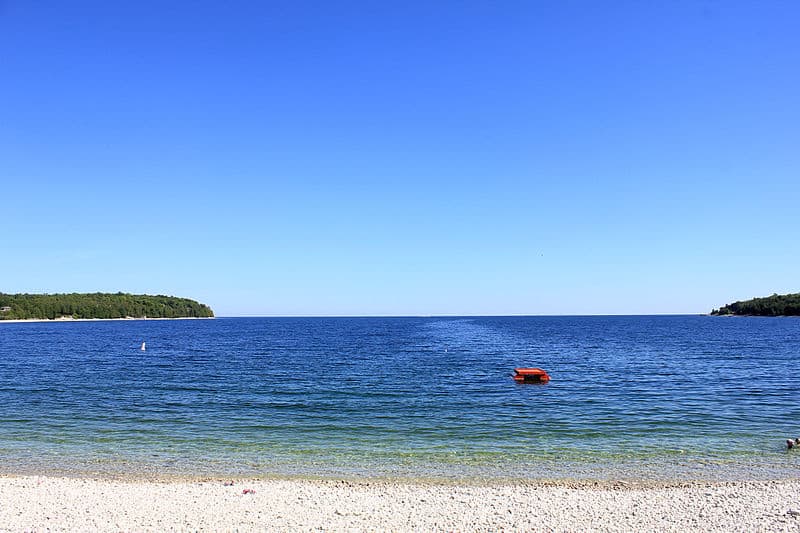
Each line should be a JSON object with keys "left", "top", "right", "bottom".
{"left": 0, "top": 316, "right": 798, "bottom": 481}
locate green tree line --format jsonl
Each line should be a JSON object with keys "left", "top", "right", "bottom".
{"left": 711, "top": 293, "right": 800, "bottom": 316}
{"left": 0, "top": 292, "right": 214, "bottom": 320}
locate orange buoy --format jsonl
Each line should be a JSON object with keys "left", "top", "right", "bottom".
{"left": 513, "top": 367, "right": 550, "bottom": 383}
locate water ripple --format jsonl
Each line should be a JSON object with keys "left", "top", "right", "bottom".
{"left": 0, "top": 316, "right": 799, "bottom": 480}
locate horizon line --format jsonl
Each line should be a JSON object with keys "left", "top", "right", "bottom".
{"left": 215, "top": 312, "right": 711, "bottom": 318}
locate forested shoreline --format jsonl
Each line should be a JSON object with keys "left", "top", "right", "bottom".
{"left": 711, "top": 293, "right": 800, "bottom": 316}
{"left": 0, "top": 293, "right": 214, "bottom": 320}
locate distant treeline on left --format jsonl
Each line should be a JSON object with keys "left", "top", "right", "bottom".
{"left": 0, "top": 292, "right": 214, "bottom": 320}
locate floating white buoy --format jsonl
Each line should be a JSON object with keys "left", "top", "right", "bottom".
{"left": 141, "top": 342, "right": 146, "bottom": 351}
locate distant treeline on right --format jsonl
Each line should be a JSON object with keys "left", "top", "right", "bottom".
{"left": 711, "top": 293, "right": 800, "bottom": 316}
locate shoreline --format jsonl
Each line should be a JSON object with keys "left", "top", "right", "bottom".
{"left": 4, "top": 458, "right": 798, "bottom": 486}
{"left": 0, "top": 316, "right": 215, "bottom": 324}
{"left": 7, "top": 449, "right": 798, "bottom": 485}
{"left": 1, "top": 475, "right": 798, "bottom": 531}
{"left": 3, "top": 469, "right": 799, "bottom": 488}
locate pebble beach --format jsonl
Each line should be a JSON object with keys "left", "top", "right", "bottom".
{"left": 2, "top": 476, "right": 800, "bottom": 532}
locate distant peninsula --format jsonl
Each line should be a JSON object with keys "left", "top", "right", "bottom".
{"left": 0, "top": 292, "right": 214, "bottom": 320}
{"left": 711, "top": 293, "right": 800, "bottom": 316}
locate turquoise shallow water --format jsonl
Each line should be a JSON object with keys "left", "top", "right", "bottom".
{"left": 0, "top": 316, "right": 798, "bottom": 480}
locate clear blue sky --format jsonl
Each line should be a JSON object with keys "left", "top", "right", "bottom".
{"left": 1, "top": 1, "right": 798, "bottom": 316}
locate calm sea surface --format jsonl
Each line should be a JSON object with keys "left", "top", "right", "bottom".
{"left": 0, "top": 316, "right": 798, "bottom": 481}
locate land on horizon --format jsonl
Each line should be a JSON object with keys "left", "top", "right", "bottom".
{"left": 0, "top": 292, "right": 214, "bottom": 321}
{"left": 711, "top": 292, "right": 800, "bottom": 317}
{"left": 5, "top": 290, "right": 800, "bottom": 320}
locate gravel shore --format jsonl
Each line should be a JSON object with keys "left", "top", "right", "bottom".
{"left": 2, "top": 476, "right": 800, "bottom": 531}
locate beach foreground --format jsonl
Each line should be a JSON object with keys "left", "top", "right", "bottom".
{"left": 2, "top": 476, "right": 799, "bottom": 532}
